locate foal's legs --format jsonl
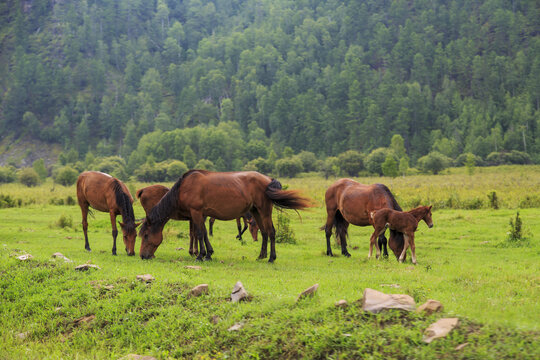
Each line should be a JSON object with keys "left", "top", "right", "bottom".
{"left": 399, "top": 233, "right": 411, "bottom": 263}
{"left": 79, "top": 202, "right": 91, "bottom": 252}
{"left": 369, "top": 226, "right": 385, "bottom": 259}
{"left": 109, "top": 211, "right": 118, "bottom": 256}
{"left": 410, "top": 234, "right": 417, "bottom": 265}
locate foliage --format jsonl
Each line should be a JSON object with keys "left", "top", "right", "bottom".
{"left": 275, "top": 211, "right": 296, "bottom": 244}
{"left": 275, "top": 157, "right": 303, "bottom": 178}
{"left": 485, "top": 151, "right": 532, "bottom": 166}
{"left": 502, "top": 212, "right": 529, "bottom": 247}
{"left": 53, "top": 166, "right": 79, "bottom": 186}
{"left": 32, "top": 159, "right": 48, "bottom": 180}
{"left": 0, "top": 194, "right": 22, "bottom": 208}
{"left": 465, "top": 153, "right": 476, "bottom": 175}
{"left": 381, "top": 155, "right": 399, "bottom": 178}
{"left": 55, "top": 214, "right": 73, "bottom": 229}
{"left": 337, "top": 150, "right": 364, "bottom": 176}
{"left": 18, "top": 168, "right": 40, "bottom": 187}
{"left": 365, "top": 148, "right": 393, "bottom": 176}
{"left": 487, "top": 191, "right": 499, "bottom": 210}
{"left": 0, "top": 166, "right": 17, "bottom": 183}
{"left": 134, "top": 160, "right": 188, "bottom": 182}
{"left": 90, "top": 156, "right": 128, "bottom": 180}
{"left": 417, "top": 151, "right": 451, "bottom": 175}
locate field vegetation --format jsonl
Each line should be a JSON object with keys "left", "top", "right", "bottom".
{"left": 0, "top": 167, "right": 539, "bottom": 358}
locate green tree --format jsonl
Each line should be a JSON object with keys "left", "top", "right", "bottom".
{"left": 381, "top": 155, "right": 398, "bottom": 178}
{"left": 417, "top": 151, "right": 451, "bottom": 175}
{"left": 32, "top": 159, "right": 48, "bottom": 180}
{"left": 337, "top": 150, "right": 364, "bottom": 177}
{"left": 183, "top": 145, "right": 197, "bottom": 168}
{"left": 18, "top": 168, "right": 40, "bottom": 187}
{"left": 275, "top": 157, "right": 303, "bottom": 178}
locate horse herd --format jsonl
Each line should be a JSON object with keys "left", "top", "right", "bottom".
{"left": 76, "top": 170, "right": 433, "bottom": 264}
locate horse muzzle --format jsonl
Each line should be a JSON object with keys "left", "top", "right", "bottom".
{"left": 428, "top": 224, "right": 434, "bottom": 228}
{"left": 140, "top": 253, "right": 155, "bottom": 260}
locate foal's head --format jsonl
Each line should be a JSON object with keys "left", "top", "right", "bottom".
{"left": 139, "top": 219, "right": 164, "bottom": 260}
{"left": 119, "top": 221, "right": 141, "bottom": 256}
{"left": 422, "top": 205, "right": 434, "bottom": 228}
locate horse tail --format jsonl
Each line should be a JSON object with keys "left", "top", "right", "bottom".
{"left": 334, "top": 209, "right": 348, "bottom": 245}
{"left": 265, "top": 178, "right": 314, "bottom": 210}
{"left": 136, "top": 188, "right": 144, "bottom": 199}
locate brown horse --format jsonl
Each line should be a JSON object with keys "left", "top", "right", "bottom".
{"left": 139, "top": 170, "right": 313, "bottom": 262}
{"left": 209, "top": 212, "right": 259, "bottom": 242}
{"left": 369, "top": 206, "right": 433, "bottom": 264}
{"left": 323, "top": 179, "right": 405, "bottom": 259}
{"left": 136, "top": 185, "right": 258, "bottom": 255}
{"left": 76, "top": 171, "right": 140, "bottom": 255}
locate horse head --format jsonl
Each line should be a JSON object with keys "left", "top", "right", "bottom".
{"left": 423, "top": 205, "right": 434, "bottom": 228}
{"left": 138, "top": 219, "right": 164, "bottom": 259}
{"left": 119, "top": 221, "right": 141, "bottom": 256}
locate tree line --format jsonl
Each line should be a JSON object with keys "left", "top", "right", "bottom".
{"left": 0, "top": 0, "right": 539, "bottom": 172}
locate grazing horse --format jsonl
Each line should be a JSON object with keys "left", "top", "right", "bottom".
{"left": 139, "top": 170, "right": 313, "bottom": 262}
{"left": 136, "top": 185, "right": 259, "bottom": 256}
{"left": 76, "top": 171, "right": 140, "bottom": 255}
{"left": 323, "top": 179, "right": 405, "bottom": 259}
{"left": 209, "top": 212, "right": 259, "bottom": 242}
{"left": 369, "top": 206, "right": 433, "bottom": 264}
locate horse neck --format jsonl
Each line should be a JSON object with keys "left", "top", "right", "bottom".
{"left": 112, "top": 181, "right": 135, "bottom": 225}
{"left": 407, "top": 207, "right": 428, "bottom": 223}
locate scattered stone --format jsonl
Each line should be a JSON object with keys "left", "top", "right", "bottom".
{"left": 231, "top": 281, "right": 249, "bottom": 303}
{"left": 136, "top": 274, "right": 155, "bottom": 283}
{"left": 423, "top": 318, "right": 459, "bottom": 343}
{"left": 75, "top": 263, "right": 100, "bottom": 271}
{"left": 73, "top": 314, "right": 95, "bottom": 327}
{"left": 16, "top": 332, "right": 29, "bottom": 340}
{"left": 52, "top": 252, "right": 73, "bottom": 263}
{"left": 210, "top": 315, "right": 220, "bottom": 324}
{"left": 455, "top": 343, "right": 469, "bottom": 351}
{"left": 184, "top": 265, "right": 202, "bottom": 270}
{"left": 119, "top": 355, "right": 157, "bottom": 360}
{"left": 380, "top": 284, "right": 400, "bottom": 288}
{"left": 341, "top": 333, "right": 352, "bottom": 337}
{"left": 417, "top": 299, "right": 444, "bottom": 315}
{"left": 190, "top": 284, "right": 209, "bottom": 297}
{"left": 17, "top": 254, "right": 33, "bottom": 261}
{"left": 361, "top": 288, "right": 416, "bottom": 314}
{"left": 228, "top": 322, "right": 244, "bottom": 331}
{"left": 297, "top": 284, "right": 319, "bottom": 302}
{"left": 335, "top": 300, "right": 348, "bottom": 308}
{"left": 55, "top": 307, "right": 62, "bottom": 312}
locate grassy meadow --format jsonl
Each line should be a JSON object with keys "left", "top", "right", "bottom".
{"left": 0, "top": 166, "right": 539, "bottom": 359}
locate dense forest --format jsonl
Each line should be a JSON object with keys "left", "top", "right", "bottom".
{"left": 0, "top": 0, "right": 539, "bottom": 181}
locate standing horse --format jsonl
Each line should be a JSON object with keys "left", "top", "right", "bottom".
{"left": 76, "top": 171, "right": 140, "bottom": 255}
{"left": 209, "top": 212, "right": 259, "bottom": 242}
{"left": 369, "top": 206, "right": 433, "bottom": 264}
{"left": 139, "top": 170, "right": 313, "bottom": 262}
{"left": 323, "top": 179, "right": 405, "bottom": 259}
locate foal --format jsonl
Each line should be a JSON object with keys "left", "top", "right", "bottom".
{"left": 369, "top": 206, "right": 433, "bottom": 264}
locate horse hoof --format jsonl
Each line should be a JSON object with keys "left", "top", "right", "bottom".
{"left": 85, "top": 248, "right": 91, "bottom": 252}
{"left": 204, "top": 256, "right": 212, "bottom": 261}
{"left": 343, "top": 252, "right": 351, "bottom": 258}
{"left": 268, "top": 257, "right": 275, "bottom": 263}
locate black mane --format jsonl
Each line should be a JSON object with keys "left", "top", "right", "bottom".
{"left": 375, "top": 183, "right": 402, "bottom": 211}
{"left": 112, "top": 179, "right": 136, "bottom": 231}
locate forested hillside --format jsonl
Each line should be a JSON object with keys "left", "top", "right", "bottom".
{"left": 1, "top": 0, "right": 539, "bottom": 178}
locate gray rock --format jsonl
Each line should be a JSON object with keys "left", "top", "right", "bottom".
{"left": 297, "top": 284, "right": 319, "bottom": 301}
{"left": 335, "top": 300, "right": 348, "bottom": 308}
{"left": 75, "top": 263, "right": 100, "bottom": 271}
{"left": 231, "top": 281, "right": 249, "bottom": 303}
{"left": 52, "top": 252, "right": 73, "bottom": 263}
{"left": 17, "top": 254, "right": 33, "bottom": 261}
{"left": 361, "top": 288, "right": 416, "bottom": 314}
{"left": 423, "top": 318, "right": 459, "bottom": 343}
{"left": 190, "top": 284, "right": 209, "bottom": 297}
{"left": 136, "top": 274, "right": 155, "bottom": 283}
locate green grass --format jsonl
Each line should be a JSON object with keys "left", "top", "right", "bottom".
{"left": 1, "top": 168, "right": 539, "bottom": 359}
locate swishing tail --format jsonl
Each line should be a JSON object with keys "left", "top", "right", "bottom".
{"left": 265, "top": 179, "right": 314, "bottom": 211}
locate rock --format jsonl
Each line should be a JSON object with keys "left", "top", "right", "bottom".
{"left": 361, "top": 288, "right": 416, "bottom": 314}
{"left": 52, "top": 252, "right": 73, "bottom": 263}
{"left": 190, "top": 284, "right": 209, "bottom": 297}
{"left": 17, "top": 254, "right": 33, "bottom": 261}
{"left": 455, "top": 343, "right": 469, "bottom": 351}
{"left": 231, "top": 281, "right": 249, "bottom": 303}
{"left": 228, "top": 322, "right": 244, "bottom": 331}
{"left": 73, "top": 314, "right": 95, "bottom": 326}
{"left": 119, "top": 355, "right": 157, "bottom": 360}
{"left": 184, "top": 265, "right": 201, "bottom": 270}
{"left": 297, "top": 284, "right": 319, "bottom": 301}
{"left": 136, "top": 274, "right": 155, "bottom": 283}
{"left": 75, "top": 263, "right": 100, "bottom": 271}
{"left": 210, "top": 315, "right": 220, "bottom": 324}
{"left": 423, "top": 318, "right": 459, "bottom": 343}
{"left": 417, "top": 299, "right": 444, "bottom": 315}
{"left": 335, "top": 300, "right": 348, "bottom": 308}
{"left": 16, "top": 332, "right": 29, "bottom": 340}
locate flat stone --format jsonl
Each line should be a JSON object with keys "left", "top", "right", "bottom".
{"left": 119, "top": 355, "right": 157, "bottom": 360}
{"left": 228, "top": 322, "right": 244, "bottom": 331}
{"left": 184, "top": 266, "right": 201, "bottom": 270}
{"left": 297, "top": 284, "right": 319, "bottom": 301}
{"left": 16, "top": 332, "right": 29, "bottom": 340}
{"left": 335, "top": 300, "right": 348, "bottom": 308}
{"left": 417, "top": 299, "right": 444, "bottom": 315}
{"left": 361, "top": 288, "right": 416, "bottom": 314}
{"left": 423, "top": 318, "right": 459, "bottom": 343}
{"left": 75, "top": 263, "right": 100, "bottom": 271}
{"left": 231, "top": 281, "right": 249, "bottom": 303}
{"left": 17, "top": 254, "right": 33, "bottom": 261}
{"left": 52, "top": 252, "right": 73, "bottom": 263}
{"left": 73, "top": 314, "right": 95, "bottom": 326}
{"left": 190, "top": 284, "right": 209, "bottom": 297}
{"left": 136, "top": 274, "right": 155, "bottom": 283}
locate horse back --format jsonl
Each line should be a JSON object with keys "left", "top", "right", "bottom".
{"left": 77, "top": 171, "right": 128, "bottom": 213}
{"left": 137, "top": 184, "right": 170, "bottom": 216}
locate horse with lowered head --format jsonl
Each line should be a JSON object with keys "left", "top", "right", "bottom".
{"left": 139, "top": 170, "right": 313, "bottom": 262}
{"left": 76, "top": 171, "right": 140, "bottom": 256}
{"left": 369, "top": 205, "right": 433, "bottom": 264}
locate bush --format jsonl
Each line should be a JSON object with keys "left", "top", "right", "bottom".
{"left": 454, "top": 153, "right": 484, "bottom": 167}
{"left": 297, "top": 151, "right": 319, "bottom": 172}
{"left": 486, "top": 151, "right": 532, "bottom": 166}
{"left": 381, "top": 155, "right": 398, "bottom": 177}
{"left": 321, "top": 156, "right": 340, "bottom": 179}
{"left": 487, "top": 191, "right": 499, "bottom": 209}
{"left": 56, "top": 214, "right": 73, "bottom": 229}
{"left": 54, "top": 166, "right": 79, "bottom": 186}
{"left": 0, "top": 166, "right": 17, "bottom": 183}
{"left": 243, "top": 157, "right": 273, "bottom": 174}
{"left": 166, "top": 160, "right": 188, "bottom": 181}
{"left": 337, "top": 150, "right": 364, "bottom": 176}
{"left": 275, "top": 212, "right": 296, "bottom": 244}
{"left": 18, "top": 168, "right": 40, "bottom": 187}
{"left": 275, "top": 157, "right": 303, "bottom": 178}
{"left": 195, "top": 159, "right": 216, "bottom": 171}
{"left": 365, "top": 148, "right": 393, "bottom": 176}
{"left": 32, "top": 159, "right": 48, "bottom": 180}
{"left": 417, "top": 151, "right": 451, "bottom": 174}
{"left": 500, "top": 212, "right": 529, "bottom": 247}
{"left": 91, "top": 156, "right": 128, "bottom": 180}
{"left": 0, "top": 194, "right": 22, "bottom": 208}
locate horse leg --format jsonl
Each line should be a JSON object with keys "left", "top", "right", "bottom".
{"left": 399, "top": 233, "right": 410, "bottom": 263}
{"left": 410, "top": 234, "right": 417, "bottom": 265}
{"left": 79, "top": 202, "right": 91, "bottom": 252}
{"left": 109, "top": 211, "right": 118, "bottom": 256}
{"left": 338, "top": 222, "right": 350, "bottom": 257}
{"left": 368, "top": 231, "right": 377, "bottom": 259}
{"left": 188, "top": 220, "right": 198, "bottom": 256}
{"left": 260, "top": 214, "right": 277, "bottom": 263}
{"left": 190, "top": 212, "right": 207, "bottom": 262}
{"left": 324, "top": 213, "right": 334, "bottom": 257}
{"left": 251, "top": 209, "right": 268, "bottom": 259}
{"left": 378, "top": 234, "right": 389, "bottom": 258}
{"left": 203, "top": 228, "right": 213, "bottom": 260}
{"left": 237, "top": 217, "right": 248, "bottom": 240}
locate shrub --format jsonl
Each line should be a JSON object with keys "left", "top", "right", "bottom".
{"left": 54, "top": 166, "right": 79, "bottom": 186}
{"left": 32, "top": 159, "right": 48, "bottom": 180}
{"left": 275, "top": 157, "right": 303, "bottom": 178}
{"left": 365, "top": 148, "right": 393, "bottom": 176}
{"left": 454, "top": 153, "right": 484, "bottom": 167}
{"left": 486, "top": 151, "right": 532, "bottom": 166}
{"left": 243, "top": 157, "right": 273, "bottom": 174}
{"left": 321, "top": 157, "right": 340, "bottom": 179}
{"left": 417, "top": 151, "right": 451, "bottom": 174}
{"left": 500, "top": 212, "right": 529, "bottom": 247}
{"left": 91, "top": 156, "right": 128, "bottom": 180}
{"left": 487, "top": 191, "right": 499, "bottom": 209}
{"left": 275, "top": 211, "right": 296, "bottom": 244}
{"left": 0, "top": 166, "right": 17, "bottom": 183}
{"left": 0, "top": 194, "right": 22, "bottom": 208}
{"left": 56, "top": 214, "right": 73, "bottom": 229}
{"left": 297, "top": 151, "right": 319, "bottom": 172}
{"left": 166, "top": 160, "right": 188, "bottom": 181}
{"left": 195, "top": 159, "right": 216, "bottom": 171}
{"left": 337, "top": 150, "right": 364, "bottom": 176}
{"left": 381, "top": 155, "right": 398, "bottom": 177}
{"left": 18, "top": 168, "right": 40, "bottom": 187}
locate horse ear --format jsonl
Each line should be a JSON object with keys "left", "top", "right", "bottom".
{"left": 118, "top": 221, "right": 125, "bottom": 228}
{"left": 428, "top": 205, "right": 433, "bottom": 210}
